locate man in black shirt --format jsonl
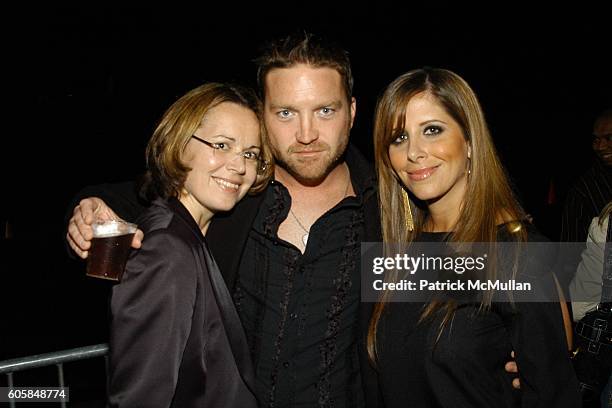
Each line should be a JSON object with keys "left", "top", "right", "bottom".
{"left": 559, "top": 109, "right": 612, "bottom": 292}
{"left": 561, "top": 108, "right": 612, "bottom": 243}
{"left": 67, "top": 32, "right": 381, "bottom": 408}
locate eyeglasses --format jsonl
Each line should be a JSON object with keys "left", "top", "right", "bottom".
{"left": 191, "top": 135, "right": 269, "bottom": 174}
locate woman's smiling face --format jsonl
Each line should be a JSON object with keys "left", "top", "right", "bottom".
{"left": 388, "top": 92, "right": 470, "bottom": 211}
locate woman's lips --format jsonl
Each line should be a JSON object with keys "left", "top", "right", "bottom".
{"left": 407, "top": 165, "right": 439, "bottom": 181}
{"left": 212, "top": 177, "right": 240, "bottom": 193}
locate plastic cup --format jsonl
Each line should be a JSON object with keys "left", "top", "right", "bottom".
{"left": 86, "top": 220, "right": 137, "bottom": 281}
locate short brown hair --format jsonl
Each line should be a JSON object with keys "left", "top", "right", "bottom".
{"left": 142, "top": 82, "right": 273, "bottom": 201}
{"left": 254, "top": 32, "right": 353, "bottom": 102}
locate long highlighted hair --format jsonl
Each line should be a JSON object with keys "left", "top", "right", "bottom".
{"left": 368, "top": 68, "right": 527, "bottom": 363}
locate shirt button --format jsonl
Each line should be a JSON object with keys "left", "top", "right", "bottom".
{"left": 290, "top": 313, "right": 298, "bottom": 319}
{"left": 283, "top": 361, "right": 290, "bottom": 368}
{"left": 273, "top": 240, "right": 278, "bottom": 246}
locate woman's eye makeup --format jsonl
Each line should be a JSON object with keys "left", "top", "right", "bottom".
{"left": 391, "top": 132, "right": 408, "bottom": 145}
{"left": 423, "top": 125, "right": 443, "bottom": 136}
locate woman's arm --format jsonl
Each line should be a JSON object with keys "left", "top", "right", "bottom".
{"left": 570, "top": 217, "right": 606, "bottom": 321}
{"left": 108, "top": 230, "right": 196, "bottom": 408}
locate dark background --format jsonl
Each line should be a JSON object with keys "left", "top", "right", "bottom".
{"left": 1, "top": 4, "right": 610, "bottom": 405}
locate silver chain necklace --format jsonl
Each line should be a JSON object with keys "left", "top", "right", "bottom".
{"left": 289, "top": 207, "right": 311, "bottom": 247}
{"left": 289, "top": 174, "right": 351, "bottom": 247}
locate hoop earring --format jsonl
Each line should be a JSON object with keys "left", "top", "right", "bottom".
{"left": 402, "top": 189, "right": 415, "bottom": 232}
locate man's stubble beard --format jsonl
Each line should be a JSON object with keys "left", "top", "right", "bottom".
{"left": 270, "top": 137, "right": 349, "bottom": 187}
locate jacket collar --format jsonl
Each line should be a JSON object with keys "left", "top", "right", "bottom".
{"left": 153, "top": 196, "right": 206, "bottom": 241}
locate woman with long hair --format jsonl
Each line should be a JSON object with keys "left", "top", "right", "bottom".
{"left": 368, "top": 68, "right": 580, "bottom": 407}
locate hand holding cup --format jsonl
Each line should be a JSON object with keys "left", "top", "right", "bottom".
{"left": 86, "top": 219, "right": 138, "bottom": 281}
{"left": 67, "top": 197, "right": 143, "bottom": 258}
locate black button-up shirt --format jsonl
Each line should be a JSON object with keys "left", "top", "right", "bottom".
{"left": 234, "top": 152, "right": 375, "bottom": 408}
{"left": 67, "top": 145, "right": 379, "bottom": 408}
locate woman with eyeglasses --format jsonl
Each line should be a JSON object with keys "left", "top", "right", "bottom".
{"left": 106, "top": 83, "right": 272, "bottom": 407}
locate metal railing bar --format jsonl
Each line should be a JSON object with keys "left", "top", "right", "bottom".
{"left": 104, "top": 354, "right": 110, "bottom": 394}
{"left": 57, "top": 363, "right": 67, "bottom": 408}
{"left": 0, "top": 344, "right": 108, "bottom": 374}
{"left": 7, "top": 372, "right": 15, "bottom": 408}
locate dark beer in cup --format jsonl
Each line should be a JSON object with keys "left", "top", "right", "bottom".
{"left": 86, "top": 220, "right": 137, "bottom": 281}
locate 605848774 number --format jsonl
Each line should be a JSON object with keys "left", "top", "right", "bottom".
{"left": 1, "top": 387, "right": 69, "bottom": 402}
